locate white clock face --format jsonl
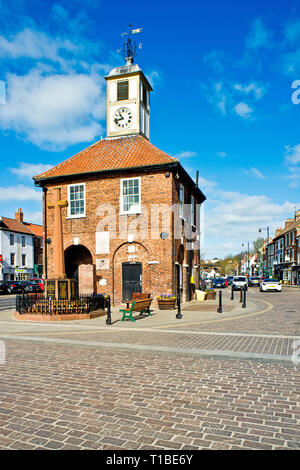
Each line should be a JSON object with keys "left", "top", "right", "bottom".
{"left": 113, "top": 107, "right": 133, "bottom": 129}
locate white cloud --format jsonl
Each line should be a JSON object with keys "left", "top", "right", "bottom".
{"left": 234, "top": 102, "right": 253, "bottom": 119}
{"left": 246, "top": 18, "right": 273, "bottom": 50}
{"left": 0, "top": 185, "right": 42, "bottom": 202}
{"left": 23, "top": 211, "right": 43, "bottom": 225}
{"left": 216, "top": 151, "right": 226, "bottom": 158}
{"left": 243, "top": 167, "right": 265, "bottom": 179}
{"left": 175, "top": 150, "right": 197, "bottom": 159}
{"left": 234, "top": 82, "right": 265, "bottom": 100}
{"left": 11, "top": 163, "right": 53, "bottom": 179}
{"left": 0, "top": 28, "right": 78, "bottom": 67}
{"left": 285, "top": 144, "right": 300, "bottom": 165}
{"left": 0, "top": 69, "right": 105, "bottom": 150}
{"left": 284, "top": 145, "right": 300, "bottom": 187}
{"left": 203, "top": 50, "right": 226, "bottom": 73}
{"left": 200, "top": 178, "right": 300, "bottom": 258}
{"left": 145, "top": 69, "right": 164, "bottom": 89}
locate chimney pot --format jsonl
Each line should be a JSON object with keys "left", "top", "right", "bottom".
{"left": 15, "top": 208, "right": 24, "bottom": 224}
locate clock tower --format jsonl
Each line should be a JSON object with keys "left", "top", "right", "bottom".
{"left": 105, "top": 26, "right": 152, "bottom": 140}
{"left": 105, "top": 63, "right": 152, "bottom": 140}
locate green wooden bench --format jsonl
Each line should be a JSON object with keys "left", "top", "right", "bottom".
{"left": 119, "top": 298, "right": 152, "bottom": 322}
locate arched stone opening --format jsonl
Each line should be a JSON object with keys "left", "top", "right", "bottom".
{"left": 64, "top": 245, "right": 94, "bottom": 295}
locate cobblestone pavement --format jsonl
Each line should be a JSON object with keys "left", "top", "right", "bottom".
{"left": 0, "top": 340, "right": 300, "bottom": 450}
{"left": 0, "top": 288, "right": 299, "bottom": 450}
{"left": 175, "top": 288, "right": 300, "bottom": 335}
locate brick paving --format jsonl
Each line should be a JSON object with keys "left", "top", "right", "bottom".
{"left": 2, "top": 329, "right": 297, "bottom": 361}
{"left": 0, "top": 340, "right": 300, "bottom": 450}
{"left": 0, "top": 288, "right": 299, "bottom": 450}
{"left": 174, "top": 288, "right": 300, "bottom": 335}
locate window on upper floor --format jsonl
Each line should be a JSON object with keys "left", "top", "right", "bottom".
{"left": 68, "top": 184, "right": 86, "bottom": 218}
{"left": 117, "top": 80, "right": 129, "bottom": 101}
{"left": 10, "top": 234, "right": 14, "bottom": 245}
{"left": 10, "top": 253, "right": 15, "bottom": 265}
{"left": 21, "top": 236, "right": 25, "bottom": 247}
{"left": 120, "top": 178, "right": 141, "bottom": 214}
{"left": 22, "top": 254, "right": 26, "bottom": 266}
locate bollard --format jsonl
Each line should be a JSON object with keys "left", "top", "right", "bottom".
{"left": 242, "top": 287, "right": 247, "bottom": 309}
{"left": 231, "top": 286, "right": 234, "bottom": 300}
{"left": 217, "top": 290, "right": 223, "bottom": 313}
{"left": 240, "top": 288, "right": 243, "bottom": 303}
{"left": 176, "top": 290, "right": 182, "bottom": 319}
{"left": 106, "top": 295, "right": 112, "bottom": 325}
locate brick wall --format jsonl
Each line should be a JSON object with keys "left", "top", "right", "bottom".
{"left": 43, "top": 168, "right": 200, "bottom": 305}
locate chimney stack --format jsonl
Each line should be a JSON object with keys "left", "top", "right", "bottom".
{"left": 284, "top": 218, "right": 294, "bottom": 228}
{"left": 275, "top": 228, "right": 282, "bottom": 237}
{"left": 15, "top": 208, "right": 24, "bottom": 224}
{"left": 295, "top": 210, "right": 300, "bottom": 220}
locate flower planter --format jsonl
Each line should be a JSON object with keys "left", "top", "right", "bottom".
{"left": 205, "top": 292, "right": 216, "bottom": 300}
{"left": 157, "top": 299, "right": 176, "bottom": 310}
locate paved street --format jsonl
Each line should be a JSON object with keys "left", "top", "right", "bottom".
{"left": 0, "top": 287, "right": 299, "bottom": 450}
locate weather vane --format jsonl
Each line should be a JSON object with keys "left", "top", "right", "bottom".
{"left": 119, "top": 24, "right": 143, "bottom": 65}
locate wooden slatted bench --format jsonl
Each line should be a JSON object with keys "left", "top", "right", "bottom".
{"left": 119, "top": 298, "right": 152, "bottom": 322}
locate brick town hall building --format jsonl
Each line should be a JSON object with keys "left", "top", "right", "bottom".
{"left": 33, "top": 57, "right": 206, "bottom": 305}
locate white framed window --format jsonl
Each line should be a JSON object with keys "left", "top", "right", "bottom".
{"left": 22, "top": 254, "right": 26, "bottom": 266}
{"left": 10, "top": 253, "right": 15, "bottom": 266}
{"left": 179, "top": 184, "right": 184, "bottom": 218}
{"left": 10, "top": 234, "right": 14, "bottom": 246}
{"left": 22, "top": 236, "right": 26, "bottom": 247}
{"left": 68, "top": 183, "right": 86, "bottom": 218}
{"left": 120, "top": 177, "right": 141, "bottom": 214}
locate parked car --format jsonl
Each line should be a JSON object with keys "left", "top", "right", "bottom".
{"left": 248, "top": 276, "right": 261, "bottom": 287}
{"left": 29, "top": 278, "right": 45, "bottom": 291}
{"left": 3, "top": 281, "right": 25, "bottom": 294}
{"left": 212, "top": 277, "right": 226, "bottom": 288}
{"left": 0, "top": 281, "right": 8, "bottom": 294}
{"left": 227, "top": 276, "right": 234, "bottom": 285}
{"left": 232, "top": 276, "right": 248, "bottom": 291}
{"left": 260, "top": 278, "right": 282, "bottom": 292}
{"left": 21, "top": 281, "right": 43, "bottom": 293}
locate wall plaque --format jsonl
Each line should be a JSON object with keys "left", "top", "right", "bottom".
{"left": 47, "top": 280, "right": 55, "bottom": 299}
{"left": 58, "top": 280, "right": 68, "bottom": 300}
{"left": 70, "top": 280, "right": 77, "bottom": 299}
{"left": 96, "top": 258, "right": 109, "bottom": 270}
{"left": 96, "top": 231, "right": 109, "bottom": 254}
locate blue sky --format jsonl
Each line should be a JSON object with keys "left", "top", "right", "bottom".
{"left": 0, "top": 0, "right": 300, "bottom": 258}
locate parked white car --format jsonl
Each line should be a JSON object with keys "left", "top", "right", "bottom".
{"left": 260, "top": 278, "right": 282, "bottom": 292}
{"left": 232, "top": 276, "right": 248, "bottom": 291}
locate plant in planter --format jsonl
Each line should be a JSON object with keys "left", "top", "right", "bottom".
{"left": 205, "top": 288, "right": 216, "bottom": 300}
{"left": 157, "top": 294, "right": 176, "bottom": 310}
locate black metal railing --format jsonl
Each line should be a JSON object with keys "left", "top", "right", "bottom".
{"left": 16, "top": 293, "right": 107, "bottom": 315}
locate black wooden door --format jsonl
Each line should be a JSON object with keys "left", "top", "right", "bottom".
{"left": 122, "top": 262, "right": 142, "bottom": 301}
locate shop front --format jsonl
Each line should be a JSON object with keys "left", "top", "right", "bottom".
{"left": 292, "top": 265, "right": 300, "bottom": 285}
{"left": 15, "top": 268, "right": 34, "bottom": 280}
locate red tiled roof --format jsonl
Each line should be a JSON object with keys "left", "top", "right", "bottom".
{"left": 34, "top": 134, "right": 178, "bottom": 181}
{"left": 0, "top": 217, "right": 42, "bottom": 237}
{"left": 24, "top": 223, "right": 43, "bottom": 237}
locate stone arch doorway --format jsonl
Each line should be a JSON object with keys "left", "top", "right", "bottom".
{"left": 65, "top": 245, "right": 94, "bottom": 295}
{"left": 112, "top": 242, "right": 150, "bottom": 305}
